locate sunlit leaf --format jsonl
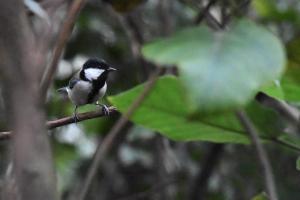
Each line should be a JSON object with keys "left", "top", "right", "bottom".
{"left": 109, "top": 76, "right": 250, "bottom": 144}
{"left": 142, "top": 19, "right": 286, "bottom": 113}
{"left": 281, "top": 61, "right": 300, "bottom": 102}
{"left": 260, "top": 81, "right": 284, "bottom": 100}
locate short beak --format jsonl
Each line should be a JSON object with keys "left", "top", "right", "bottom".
{"left": 108, "top": 67, "right": 117, "bottom": 72}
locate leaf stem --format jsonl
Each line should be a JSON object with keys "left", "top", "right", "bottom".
{"left": 76, "top": 68, "right": 164, "bottom": 200}
{"left": 236, "top": 110, "right": 278, "bottom": 200}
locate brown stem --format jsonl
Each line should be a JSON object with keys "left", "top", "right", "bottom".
{"left": 189, "top": 144, "right": 224, "bottom": 200}
{"left": 236, "top": 110, "right": 278, "bottom": 200}
{"left": 40, "top": 0, "right": 88, "bottom": 99}
{"left": 256, "top": 92, "right": 300, "bottom": 126}
{"left": 0, "top": 107, "right": 117, "bottom": 140}
{"left": 76, "top": 68, "right": 163, "bottom": 200}
{"left": 194, "top": 0, "right": 220, "bottom": 25}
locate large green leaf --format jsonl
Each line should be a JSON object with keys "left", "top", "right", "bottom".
{"left": 281, "top": 61, "right": 300, "bottom": 102}
{"left": 142, "top": 19, "right": 286, "bottom": 113}
{"left": 109, "top": 76, "right": 250, "bottom": 144}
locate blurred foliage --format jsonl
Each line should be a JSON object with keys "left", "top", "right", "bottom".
{"left": 103, "top": 0, "right": 147, "bottom": 13}
{"left": 109, "top": 76, "right": 250, "bottom": 143}
{"left": 297, "top": 157, "right": 300, "bottom": 171}
{"left": 2, "top": 0, "right": 300, "bottom": 200}
{"left": 142, "top": 20, "right": 286, "bottom": 113}
{"left": 253, "top": 0, "right": 300, "bottom": 24}
{"left": 251, "top": 192, "right": 268, "bottom": 200}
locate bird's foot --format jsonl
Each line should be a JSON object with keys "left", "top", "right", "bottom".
{"left": 102, "top": 104, "right": 110, "bottom": 116}
{"left": 96, "top": 101, "right": 111, "bottom": 116}
{"left": 73, "top": 113, "right": 79, "bottom": 123}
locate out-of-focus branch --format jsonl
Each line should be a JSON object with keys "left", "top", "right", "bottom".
{"left": 194, "top": 0, "right": 220, "bottom": 25}
{"left": 76, "top": 68, "right": 164, "bottom": 200}
{"left": 41, "top": 0, "right": 66, "bottom": 14}
{"left": 236, "top": 110, "right": 278, "bottom": 200}
{"left": 256, "top": 92, "right": 300, "bottom": 126}
{"left": 0, "top": 107, "right": 117, "bottom": 140}
{"left": 0, "top": 0, "right": 56, "bottom": 199}
{"left": 189, "top": 144, "right": 224, "bottom": 200}
{"left": 40, "top": 0, "right": 88, "bottom": 99}
{"left": 222, "top": 0, "right": 252, "bottom": 26}
{"left": 117, "top": 178, "right": 177, "bottom": 200}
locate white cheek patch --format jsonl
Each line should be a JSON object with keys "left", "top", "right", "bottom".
{"left": 84, "top": 68, "right": 104, "bottom": 81}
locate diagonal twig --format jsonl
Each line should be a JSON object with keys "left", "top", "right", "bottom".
{"left": 236, "top": 110, "right": 278, "bottom": 200}
{"left": 76, "top": 68, "right": 163, "bottom": 200}
{"left": 194, "top": 0, "right": 220, "bottom": 24}
{"left": 40, "top": 0, "right": 88, "bottom": 100}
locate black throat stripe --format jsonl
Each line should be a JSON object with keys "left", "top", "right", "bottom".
{"left": 87, "top": 71, "right": 108, "bottom": 103}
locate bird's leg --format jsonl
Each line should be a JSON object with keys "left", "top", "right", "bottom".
{"left": 96, "top": 101, "right": 110, "bottom": 116}
{"left": 73, "top": 105, "right": 79, "bottom": 123}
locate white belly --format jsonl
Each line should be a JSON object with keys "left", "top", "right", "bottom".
{"left": 67, "top": 81, "right": 107, "bottom": 106}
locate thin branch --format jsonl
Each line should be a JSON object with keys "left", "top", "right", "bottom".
{"left": 189, "top": 144, "right": 224, "bottom": 200}
{"left": 271, "top": 138, "right": 300, "bottom": 153}
{"left": 40, "top": 0, "right": 88, "bottom": 99}
{"left": 0, "top": 107, "right": 116, "bottom": 141}
{"left": 236, "top": 110, "right": 278, "bottom": 200}
{"left": 194, "top": 0, "right": 220, "bottom": 24}
{"left": 222, "top": 0, "right": 252, "bottom": 27}
{"left": 76, "top": 68, "right": 164, "bottom": 200}
{"left": 117, "top": 178, "right": 177, "bottom": 200}
{"left": 256, "top": 92, "right": 300, "bottom": 126}
{"left": 47, "top": 107, "right": 116, "bottom": 129}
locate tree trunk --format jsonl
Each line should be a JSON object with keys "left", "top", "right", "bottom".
{"left": 0, "top": 1, "right": 56, "bottom": 199}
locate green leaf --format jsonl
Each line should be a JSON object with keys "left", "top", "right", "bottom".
{"left": 260, "top": 81, "right": 284, "bottom": 100}
{"left": 142, "top": 19, "right": 286, "bottom": 113}
{"left": 281, "top": 61, "right": 300, "bottom": 102}
{"left": 109, "top": 76, "right": 250, "bottom": 144}
{"left": 246, "top": 101, "right": 283, "bottom": 138}
{"left": 251, "top": 192, "right": 268, "bottom": 200}
{"left": 277, "top": 135, "right": 300, "bottom": 151}
{"left": 252, "top": 0, "right": 300, "bottom": 23}
{"left": 252, "top": 0, "right": 277, "bottom": 18}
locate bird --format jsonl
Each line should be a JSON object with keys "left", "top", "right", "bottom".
{"left": 58, "top": 58, "right": 117, "bottom": 122}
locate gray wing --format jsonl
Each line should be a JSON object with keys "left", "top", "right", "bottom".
{"left": 68, "top": 77, "right": 80, "bottom": 89}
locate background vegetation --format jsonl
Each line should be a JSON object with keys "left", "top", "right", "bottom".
{"left": 1, "top": 0, "right": 300, "bottom": 200}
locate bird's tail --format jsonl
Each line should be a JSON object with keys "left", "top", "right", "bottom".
{"left": 57, "top": 87, "right": 68, "bottom": 95}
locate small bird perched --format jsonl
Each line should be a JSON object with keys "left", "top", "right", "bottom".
{"left": 58, "top": 58, "right": 116, "bottom": 121}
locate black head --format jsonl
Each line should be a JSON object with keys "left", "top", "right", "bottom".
{"left": 83, "top": 58, "right": 110, "bottom": 70}
{"left": 80, "top": 58, "right": 116, "bottom": 82}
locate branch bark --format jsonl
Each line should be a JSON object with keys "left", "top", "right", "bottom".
{"left": 40, "top": 0, "right": 88, "bottom": 99}
{"left": 194, "top": 0, "right": 220, "bottom": 25}
{"left": 0, "top": 107, "right": 117, "bottom": 140}
{"left": 236, "top": 110, "right": 278, "bottom": 200}
{"left": 256, "top": 92, "right": 300, "bottom": 127}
